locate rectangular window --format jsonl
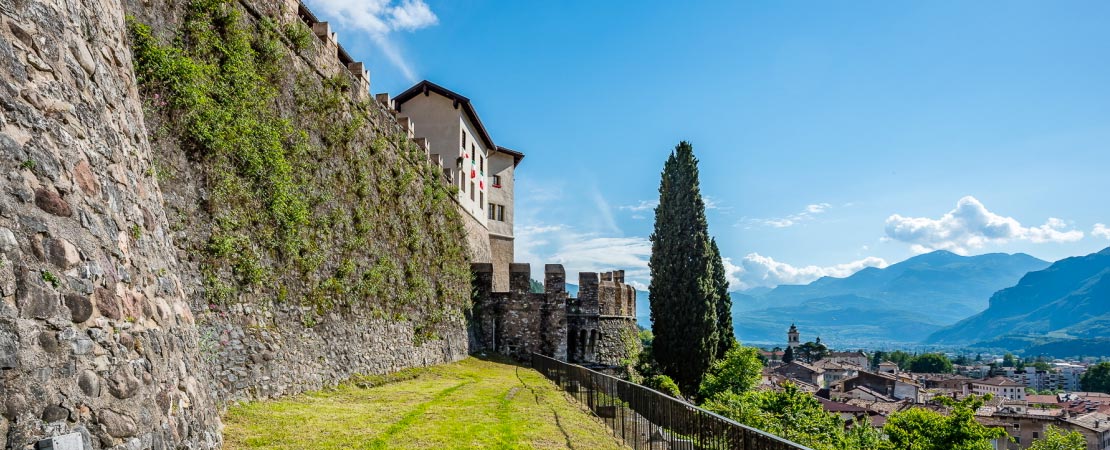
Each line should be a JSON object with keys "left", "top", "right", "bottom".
{"left": 461, "top": 131, "right": 466, "bottom": 148}
{"left": 488, "top": 205, "right": 495, "bottom": 220}
{"left": 497, "top": 205, "right": 505, "bottom": 221}
{"left": 492, "top": 175, "right": 502, "bottom": 187}
{"left": 460, "top": 175, "right": 465, "bottom": 192}
{"left": 479, "top": 192, "right": 484, "bottom": 209}
{"left": 470, "top": 182, "right": 475, "bottom": 201}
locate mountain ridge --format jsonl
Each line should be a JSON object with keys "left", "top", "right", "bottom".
{"left": 730, "top": 250, "right": 1051, "bottom": 346}
{"left": 926, "top": 247, "right": 1110, "bottom": 345}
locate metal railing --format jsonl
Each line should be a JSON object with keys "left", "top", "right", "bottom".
{"left": 532, "top": 353, "right": 813, "bottom": 450}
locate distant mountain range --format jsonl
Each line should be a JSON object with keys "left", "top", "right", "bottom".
{"left": 730, "top": 250, "right": 1050, "bottom": 346}
{"left": 926, "top": 247, "right": 1110, "bottom": 351}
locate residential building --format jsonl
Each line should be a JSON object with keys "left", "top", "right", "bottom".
{"left": 773, "top": 361, "right": 825, "bottom": 388}
{"left": 878, "top": 361, "right": 899, "bottom": 374}
{"left": 983, "top": 411, "right": 1110, "bottom": 449}
{"left": 813, "top": 358, "right": 860, "bottom": 387}
{"left": 971, "top": 377, "right": 1027, "bottom": 401}
{"left": 393, "top": 81, "right": 524, "bottom": 291}
{"left": 826, "top": 351, "right": 869, "bottom": 369}
{"left": 838, "top": 370, "right": 922, "bottom": 403}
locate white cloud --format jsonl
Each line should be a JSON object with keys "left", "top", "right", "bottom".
{"left": 387, "top": 0, "right": 438, "bottom": 30}
{"left": 806, "top": 203, "right": 831, "bottom": 214}
{"left": 726, "top": 253, "right": 889, "bottom": 290}
{"left": 704, "top": 196, "right": 726, "bottom": 210}
{"left": 306, "top": 0, "right": 438, "bottom": 81}
{"left": 619, "top": 200, "right": 658, "bottom": 212}
{"left": 739, "top": 202, "right": 833, "bottom": 229}
{"left": 516, "top": 222, "right": 651, "bottom": 287}
{"left": 884, "top": 196, "right": 1084, "bottom": 254}
{"left": 1094, "top": 223, "right": 1110, "bottom": 240}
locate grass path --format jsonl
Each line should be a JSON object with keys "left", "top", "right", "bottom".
{"left": 223, "top": 357, "right": 629, "bottom": 449}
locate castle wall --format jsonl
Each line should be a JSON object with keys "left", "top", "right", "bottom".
{"left": 460, "top": 204, "right": 493, "bottom": 263}
{"left": 489, "top": 234, "right": 513, "bottom": 292}
{"left": 473, "top": 264, "right": 639, "bottom": 367}
{"left": 0, "top": 0, "right": 475, "bottom": 446}
{"left": 596, "top": 318, "right": 641, "bottom": 366}
{"left": 0, "top": 0, "right": 221, "bottom": 447}
{"left": 122, "top": 0, "right": 471, "bottom": 410}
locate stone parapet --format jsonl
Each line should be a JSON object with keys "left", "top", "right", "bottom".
{"left": 470, "top": 263, "right": 639, "bottom": 365}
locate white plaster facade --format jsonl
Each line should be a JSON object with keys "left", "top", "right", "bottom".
{"left": 393, "top": 81, "right": 523, "bottom": 290}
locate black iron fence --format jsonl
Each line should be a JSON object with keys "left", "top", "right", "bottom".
{"left": 532, "top": 353, "right": 813, "bottom": 450}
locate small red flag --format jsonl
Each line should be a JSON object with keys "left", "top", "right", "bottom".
{"left": 480, "top": 181, "right": 484, "bottom": 190}
{"left": 471, "top": 170, "right": 476, "bottom": 178}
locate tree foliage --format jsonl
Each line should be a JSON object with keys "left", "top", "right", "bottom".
{"left": 783, "top": 346, "right": 795, "bottom": 364}
{"left": 795, "top": 340, "right": 830, "bottom": 364}
{"left": 709, "top": 239, "right": 735, "bottom": 357}
{"left": 648, "top": 141, "right": 720, "bottom": 393}
{"left": 883, "top": 395, "right": 1006, "bottom": 450}
{"left": 646, "top": 374, "right": 682, "bottom": 398}
{"left": 703, "top": 384, "right": 886, "bottom": 450}
{"left": 699, "top": 343, "right": 763, "bottom": 399}
{"left": 1080, "top": 362, "right": 1110, "bottom": 393}
{"left": 886, "top": 350, "right": 916, "bottom": 370}
{"left": 1028, "top": 425, "right": 1087, "bottom": 450}
{"left": 909, "top": 353, "right": 954, "bottom": 374}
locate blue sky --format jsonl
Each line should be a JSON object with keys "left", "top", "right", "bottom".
{"left": 306, "top": 0, "right": 1110, "bottom": 290}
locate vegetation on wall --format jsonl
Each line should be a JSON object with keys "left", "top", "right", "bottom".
{"left": 127, "top": 0, "right": 469, "bottom": 340}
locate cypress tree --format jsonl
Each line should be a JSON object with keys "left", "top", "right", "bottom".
{"left": 710, "top": 238, "right": 735, "bottom": 357}
{"left": 649, "top": 141, "right": 719, "bottom": 393}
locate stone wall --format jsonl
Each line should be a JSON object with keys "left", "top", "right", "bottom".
{"left": 595, "top": 318, "right": 640, "bottom": 366}
{"left": 460, "top": 206, "right": 493, "bottom": 264}
{"left": 471, "top": 263, "right": 566, "bottom": 361}
{"left": 0, "top": 0, "right": 221, "bottom": 447}
{"left": 473, "top": 264, "right": 640, "bottom": 367}
{"left": 489, "top": 234, "right": 512, "bottom": 292}
{"left": 123, "top": 0, "right": 470, "bottom": 408}
{"left": 1, "top": 0, "right": 473, "bottom": 447}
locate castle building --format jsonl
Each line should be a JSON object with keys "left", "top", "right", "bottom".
{"left": 393, "top": 81, "right": 523, "bottom": 291}
{"left": 470, "top": 263, "right": 641, "bottom": 366}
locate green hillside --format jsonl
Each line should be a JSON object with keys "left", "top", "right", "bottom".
{"left": 928, "top": 247, "right": 1110, "bottom": 346}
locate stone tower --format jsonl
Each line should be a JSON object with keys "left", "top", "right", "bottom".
{"left": 788, "top": 323, "right": 800, "bottom": 349}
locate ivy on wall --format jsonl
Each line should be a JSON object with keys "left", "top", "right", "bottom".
{"left": 128, "top": 0, "right": 470, "bottom": 341}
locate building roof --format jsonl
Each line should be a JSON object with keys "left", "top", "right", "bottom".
{"left": 1027, "top": 395, "right": 1060, "bottom": 405}
{"left": 818, "top": 397, "right": 869, "bottom": 413}
{"left": 394, "top": 80, "right": 497, "bottom": 151}
{"left": 774, "top": 361, "right": 823, "bottom": 375}
{"left": 1063, "top": 412, "right": 1110, "bottom": 432}
{"left": 494, "top": 145, "right": 525, "bottom": 167}
{"left": 974, "top": 376, "right": 1023, "bottom": 387}
{"left": 843, "top": 386, "right": 897, "bottom": 402}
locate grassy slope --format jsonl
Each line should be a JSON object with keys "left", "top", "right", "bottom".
{"left": 223, "top": 357, "right": 628, "bottom": 449}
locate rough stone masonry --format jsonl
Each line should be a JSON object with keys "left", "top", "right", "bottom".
{"left": 470, "top": 263, "right": 642, "bottom": 368}
{"left": 0, "top": 0, "right": 474, "bottom": 448}
{"left": 0, "top": 0, "right": 222, "bottom": 447}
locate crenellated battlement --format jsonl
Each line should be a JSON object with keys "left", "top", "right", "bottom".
{"left": 470, "top": 263, "right": 640, "bottom": 365}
